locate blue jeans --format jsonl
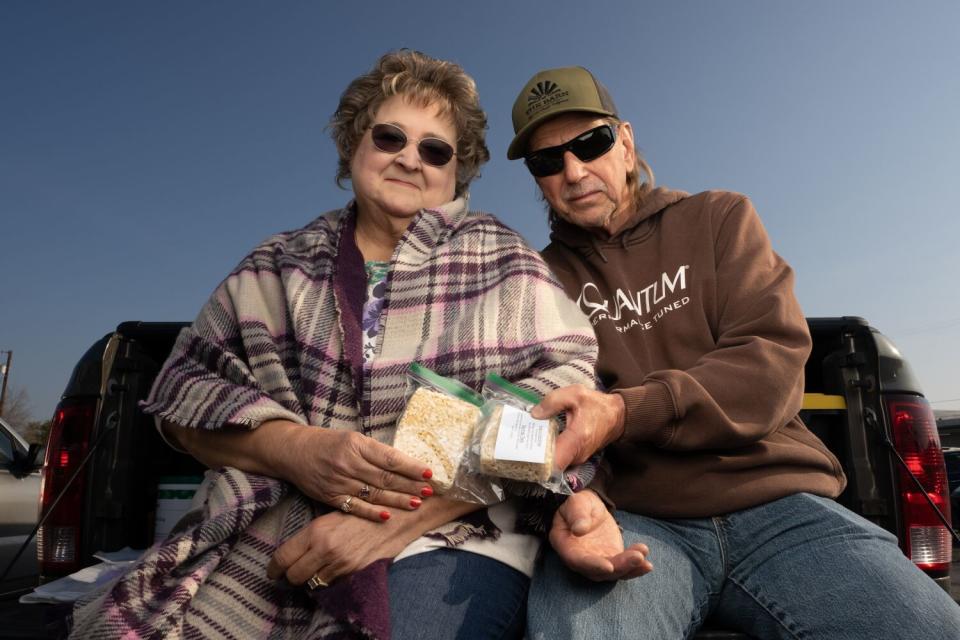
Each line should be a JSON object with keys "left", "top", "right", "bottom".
{"left": 388, "top": 549, "right": 529, "bottom": 640}
{"left": 528, "top": 493, "right": 960, "bottom": 639}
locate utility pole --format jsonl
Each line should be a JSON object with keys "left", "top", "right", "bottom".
{"left": 0, "top": 350, "right": 11, "bottom": 418}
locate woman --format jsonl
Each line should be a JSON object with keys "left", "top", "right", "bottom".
{"left": 68, "top": 50, "right": 598, "bottom": 639}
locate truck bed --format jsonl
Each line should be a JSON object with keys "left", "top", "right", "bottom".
{"left": 3, "top": 317, "right": 955, "bottom": 639}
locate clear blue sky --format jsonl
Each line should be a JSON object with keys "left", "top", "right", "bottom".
{"left": 2, "top": 1, "right": 959, "bottom": 422}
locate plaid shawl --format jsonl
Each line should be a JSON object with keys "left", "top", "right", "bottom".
{"left": 68, "top": 197, "right": 598, "bottom": 639}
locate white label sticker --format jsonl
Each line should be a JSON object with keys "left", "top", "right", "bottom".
{"left": 493, "top": 404, "right": 549, "bottom": 463}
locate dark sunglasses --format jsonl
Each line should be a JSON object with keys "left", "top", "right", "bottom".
{"left": 370, "top": 123, "right": 456, "bottom": 167}
{"left": 524, "top": 124, "right": 617, "bottom": 177}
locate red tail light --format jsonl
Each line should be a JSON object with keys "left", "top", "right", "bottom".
{"left": 38, "top": 397, "right": 96, "bottom": 576}
{"left": 886, "top": 395, "right": 952, "bottom": 574}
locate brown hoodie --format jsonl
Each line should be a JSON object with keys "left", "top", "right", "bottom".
{"left": 542, "top": 187, "right": 846, "bottom": 518}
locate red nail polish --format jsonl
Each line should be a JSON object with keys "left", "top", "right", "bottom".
{"left": 422, "top": 469, "right": 433, "bottom": 480}
{"left": 410, "top": 497, "right": 422, "bottom": 509}
{"left": 421, "top": 486, "right": 433, "bottom": 497}
{"left": 379, "top": 511, "right": 391, "bottom": 521}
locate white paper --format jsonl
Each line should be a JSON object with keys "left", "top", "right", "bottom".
{"left": 493, "top": 404, "right": 549, "bottom": 463}
{"left": 18, "top": 548, "right": 145, "bottom": 604}
{"left": 94, "top": 546, "right": 144, "bottom": 564}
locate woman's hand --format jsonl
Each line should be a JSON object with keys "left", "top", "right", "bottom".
{"left": 166, "top": 419, "right": 435, "bottom": 523}
{"left": 278, "top": 422, "right": 435, "bottom": 522}
{"left": 266, "top": 510, "right": 408, "bottom": 586}
{"left": 266, "top": 497, "right": 477, "bottom": 586}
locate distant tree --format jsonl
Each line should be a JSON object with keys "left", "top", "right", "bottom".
{"left": 21, "top": 420, "right": 53, "bottom": 445}
{"left": 0, "top": 387, "right": 33, "bottom": 432}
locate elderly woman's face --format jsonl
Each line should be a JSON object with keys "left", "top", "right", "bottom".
{"left": 350, "top": 95, "right": 458, "bottom": 222}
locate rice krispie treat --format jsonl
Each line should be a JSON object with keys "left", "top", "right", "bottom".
{"left": 393, "top": 387, "right": 482, "bottom": 492}
{"left": 479, "top": 404, "right": 557, "bottom": 484}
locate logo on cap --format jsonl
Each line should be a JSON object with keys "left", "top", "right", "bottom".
{"left": 528, "top": 81, "right": 560, "bottom": 102}
{"left": 525, "top": 78, "right": 570, "bottom": 117}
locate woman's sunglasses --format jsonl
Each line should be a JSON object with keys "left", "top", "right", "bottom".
{"left": 524, "top": 124, "right": 617, "bottom": 178}
{"left": 370, "top": 123, "right": 456, "bottom": 167}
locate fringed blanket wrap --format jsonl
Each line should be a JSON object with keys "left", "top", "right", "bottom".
{"left": 69, "top": 197, "right": 598, "bottom": 639}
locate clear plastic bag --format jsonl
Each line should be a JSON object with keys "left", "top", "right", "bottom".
{"left": 392, "top": 363, "right": 503, "bottom": 504}
{"left": 469, "top": 373, "right": 572, "bottom": 495}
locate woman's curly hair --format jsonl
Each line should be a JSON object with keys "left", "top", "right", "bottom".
{"left": 329, "top": 50, "right": 490, "bottom": 198}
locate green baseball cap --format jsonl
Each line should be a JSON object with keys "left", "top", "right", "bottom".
{"left": 507, "top": 66, "right": 619, "bottom": 160}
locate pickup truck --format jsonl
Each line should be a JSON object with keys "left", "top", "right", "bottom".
{"left": 1, "top": 316, "right": 956, "bottom": 638}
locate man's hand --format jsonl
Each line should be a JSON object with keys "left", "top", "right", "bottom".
{"left": 531, "top": 385, "right": 625, "bottom": 470}
{"left": 550, "top": 490, "right": 652, "bottom": 582}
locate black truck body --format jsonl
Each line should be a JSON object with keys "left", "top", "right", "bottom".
{"left": 2, "top": 316, "right": 956, "bottom": 638}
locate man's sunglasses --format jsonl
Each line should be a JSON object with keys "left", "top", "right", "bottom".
{"left": 524, "top": 124, "right": 617, "bottom": 177}
{"left": 370, "top": 123, "right": 457, "bottom": 167}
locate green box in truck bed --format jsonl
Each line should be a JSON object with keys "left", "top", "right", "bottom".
{"left": 1, "top": 316, "right": 956, "bottom": 638}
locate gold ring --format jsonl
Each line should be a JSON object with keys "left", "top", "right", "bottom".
{"left": 357, "top": 484, "right": 371, "bottom": 499}
{"left": 339, "top": 496, "right": 354, "bottom": 513}
{"left": 306, "top": 573, "right": 328, "bottom": 590}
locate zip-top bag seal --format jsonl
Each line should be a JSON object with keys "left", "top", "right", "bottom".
{"left": 392, "top": 363, "right": 504, "bottom": 504}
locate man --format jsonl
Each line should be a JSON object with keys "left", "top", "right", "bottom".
{"left": 508, "top": 66, "right": 960, "bottom": 639}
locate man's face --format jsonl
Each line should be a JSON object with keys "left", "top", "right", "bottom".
{"left": 527, "top": 113, "right": 636, "bottom": 233}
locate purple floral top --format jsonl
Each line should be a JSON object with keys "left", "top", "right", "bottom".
{"left": 362, "top": 261, "right": 390, "bottom": 368}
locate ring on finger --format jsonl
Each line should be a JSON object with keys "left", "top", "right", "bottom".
{"left": 306, "top": 573, "right": 328, "bottom": 590}
{"left": 357, "top": 484, "right": 371, "bottom": 499}
{"left": 339, "top": 496, "right": 354, "bottom": 513}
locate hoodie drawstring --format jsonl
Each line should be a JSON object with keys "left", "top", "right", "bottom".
{"left": 590, "top": 235, "right": 609, "bottom": 263}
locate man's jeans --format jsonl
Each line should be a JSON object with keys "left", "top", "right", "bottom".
{"left": 528, "top": 493, "right": 960, "bottom": 639}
